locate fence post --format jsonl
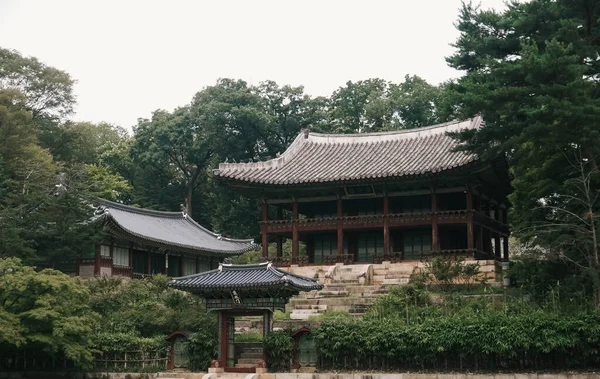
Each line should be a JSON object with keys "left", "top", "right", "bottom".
{"left": 124, "top": 351, "right": 127, "bottom": 370}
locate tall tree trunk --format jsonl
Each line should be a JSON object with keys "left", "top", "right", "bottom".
{"left": 185, "top": 184, "right": 193, "bottom": 216}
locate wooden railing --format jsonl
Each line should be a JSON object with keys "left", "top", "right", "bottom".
{"left": 324, "top": 254, "right": 355, "bottom": 265}
{"left": 261, "top": 209, "right": 506, "bottom": 233}
{"left": 271, "top": 256, "right": 309, "bottom": 267}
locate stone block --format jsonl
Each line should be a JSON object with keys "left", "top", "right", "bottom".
{"left": 438, "top": 374, "right": 467, "bottom": 379}
{"left": 539, "top": 375, "right": 567, "bottom": 379}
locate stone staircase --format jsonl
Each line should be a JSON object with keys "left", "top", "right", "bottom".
{"left": 235, "top": 346, "right": 263, "bottom": 369}
{"left": 284, "top": 262, "right": 419, "bottom": 320}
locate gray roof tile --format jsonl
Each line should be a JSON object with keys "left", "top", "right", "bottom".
{"left": 168, "top": 262, "right": 323, "bottom": 292}
{"left": 99, "top": 200, "right": 257, "bottom": 255}
{"left": 215, "top": 117, "right": 483, "bottom": 185}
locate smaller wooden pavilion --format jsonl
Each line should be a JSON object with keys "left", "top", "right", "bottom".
{"left": 168, "top": 261, "right": 323, "bottom": 372}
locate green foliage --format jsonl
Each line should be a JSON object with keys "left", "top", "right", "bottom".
{"left": 235, "top": 331, "right": 263, "bottom": 343}
{"left": 313, "top": 309, "right": 600, "bottom": 371}
{"left": 307, "top": 310, "right": 351, "bottom": 321}
{"left": 185, "top": 328, "right": 218, "bottom": 372}
{"left": 263, "top": 330, "right": 294, "bottom": 372}
{"left": 424, "top": 256, "right": 481, "bottom": 291}
{"left": 272, "top": 310, "right": 290, "bottom": 321}
{"left": 0, "top": 258, "right": 100, "bottom": 368}
{"left": 446, "top": 0, "right": 600, "bottom": 304}
{"left": 0, "top": 47, "right": 75, "bottom": 119}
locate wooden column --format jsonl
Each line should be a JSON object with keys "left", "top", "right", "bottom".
{"left": 431, "top": 192, "right": 439, "bottom": 251}
{"left": 503, "top": 236, "right": 510, "bottom": 261}
{"left": 494, "top": 233, "right": 501, "bottom": 260}
{"left": 383, "top": 194, "right": 390, "bottom": 254}
{"left": 179, "top": 255, "right": 184, "bottom": 277}
{"left": 261, "top": 203, "right": 269, "bottom": 258}
{"left": 337, "top": 198, "right": 344, "bottom": 256}
{"left": 276, "top": 236, "right": 283, "bottom": 257}
{"left": 146, "top": 251, "right": 151, "bottom": 275}
{"left": 466, "top": 187, "right": 474, "bottom": 251}
{"left": 292, "top": 201, "right": 299, "bottom": 258}
{"left": 94, "top": 244, "right": 101, "bottom": 276}
{"left": 195, "top": 256, "right": 200, "bottom": 274}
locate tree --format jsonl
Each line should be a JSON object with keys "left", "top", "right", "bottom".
{"left": 0, "top": 48, "right": 76, "bottom": 120}
{"left": 446, "top": 0, "right": 600, "bottom": 304}
{"left": 133, "top": 107, "right": 211, "bottom": 216}
{"left": 0, "top": 258, "right": 100, "bottom": 367}
{"left": 327, "top": 78, "right": 394, "bottom": 133}
{"left": 390, "top": 75, "right": 452, "bottom": 128}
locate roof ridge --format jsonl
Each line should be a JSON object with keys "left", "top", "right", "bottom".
{"left": 214, "top": 117, "right": 483, "bottom": 176}
{"left": 185, "top": 216, "right": 256, "bottom": 244}
{"left": 98, "top": 198, "right": 184, "bottom": 218}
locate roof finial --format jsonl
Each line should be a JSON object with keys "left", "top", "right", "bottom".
{"left": 302, "top": 128, "right": 310, "bottom": 139}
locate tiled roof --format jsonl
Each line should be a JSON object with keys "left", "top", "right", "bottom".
{"left": 215, "top": 117, "right": 483, "bottom": 185}
{"left": 168, "top": 262, "right": 323, "bottom": 292}
{"left": 98, "top": 200, "right": 257, "bottom": 255}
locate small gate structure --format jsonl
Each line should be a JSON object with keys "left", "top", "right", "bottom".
{"left": 168, "top": 261, "right": 322, "bottom": 372}
{"left": 166, "top": 330, "right": 190, "bottom": 369}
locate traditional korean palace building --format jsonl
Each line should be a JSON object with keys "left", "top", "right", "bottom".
{"left": 214, "top": 117, "right": 511, "bottom": 268}
{"left": 75, "top": 200, "right": 257, "bottom": 278}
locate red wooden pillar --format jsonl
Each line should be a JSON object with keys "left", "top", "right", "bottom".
{"left": 276, "top": 236, "right": 283, "bottom": 257}
{"left": 466, "top": 187, "right": 474, "bottom": 251}
{"left": 383, "top": 194, "right": 390, "bottom": 254}
{"left": 431, "top": 192, "right": 439, "bottom": 251}
{"left": 292, "top": 201, "right": 299, "bottom": 258}
{"left": 337, "top": 198, "right": 344, "bottom": 256}
{"left": 261, "top": 203, "right": 269, "bottom": 258}
{"left": 219, "top": 312, "right": 228, "bottom": 368}
{"left": 94, "top": 244, "right": 101, "bottom": 275}
{"left": 494, "top": 233, "right": 501, "bottom": 259}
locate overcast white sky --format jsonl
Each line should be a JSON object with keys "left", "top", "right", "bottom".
{"left": 0, "top": 0, "right": 507, "bottom": 130}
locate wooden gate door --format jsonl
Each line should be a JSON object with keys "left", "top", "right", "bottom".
{"left": 173, "top": 336, "right": 189, "bottom": 368}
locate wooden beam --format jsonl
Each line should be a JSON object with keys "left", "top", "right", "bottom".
{"left": 292, "top": 201, "right": 299, "bottom": 257}
{"left": 337, "top": 198, "right": 344, "bottom": 255}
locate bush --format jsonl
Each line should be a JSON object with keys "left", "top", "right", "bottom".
{"left": 312, "top": 310, "right": 600, "bottom": 371}
{"left": 263, "top": 330, "right": 294, "bottom": 372}
{"left": 186, "top": 328, "right": 218, "bottom": 372}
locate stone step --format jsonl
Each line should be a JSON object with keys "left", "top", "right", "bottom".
{"left": 292, "top": 304, "right": 328, "bottom": 310}
{"left": 242, "top": 347, "right": 263, "bottom": 354}
{"left": 237, "top": 358, "right": 262, "bottom": 365}
{"left": 235, "top": 363, "right": 259, "bottom": 368}
{"left": 240, "top": 352, "right": 263, "bottom": 359}
{"left": 290, "top": 296, "right": 377, "bottom": 306}
{"left": 297, "top": 290, "right": 349, "bottom": 298}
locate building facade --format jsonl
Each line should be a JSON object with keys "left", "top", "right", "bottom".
{"left": 75, "top": 200, "right": 257, "bottom": 278}
{"left": 214, "top": 117, "right": 510, "bottom": 267}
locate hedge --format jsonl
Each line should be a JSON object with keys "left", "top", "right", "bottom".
{"left": 311, "top": 311, "right": 600, "bottom": 371}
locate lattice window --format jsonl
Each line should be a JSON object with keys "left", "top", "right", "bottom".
{"left": 114, "top": 247, "right": 130, "bottom": 267}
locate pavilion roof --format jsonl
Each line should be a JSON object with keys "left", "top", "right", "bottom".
{"left": 168, "top": 262, "right": 323, "bottom": 294}
{"left": 97, "top": 200, "right": 257, "bottom": 255}
{"left": 214, "top": 117, "right": 483, "bottom": 186}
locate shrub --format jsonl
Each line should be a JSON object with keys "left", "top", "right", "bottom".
{"left": 263, "top": 330, "right": 294, "bottom": 372}
{"left": 186, "top": 328, "right": 218, "bottom": 372}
